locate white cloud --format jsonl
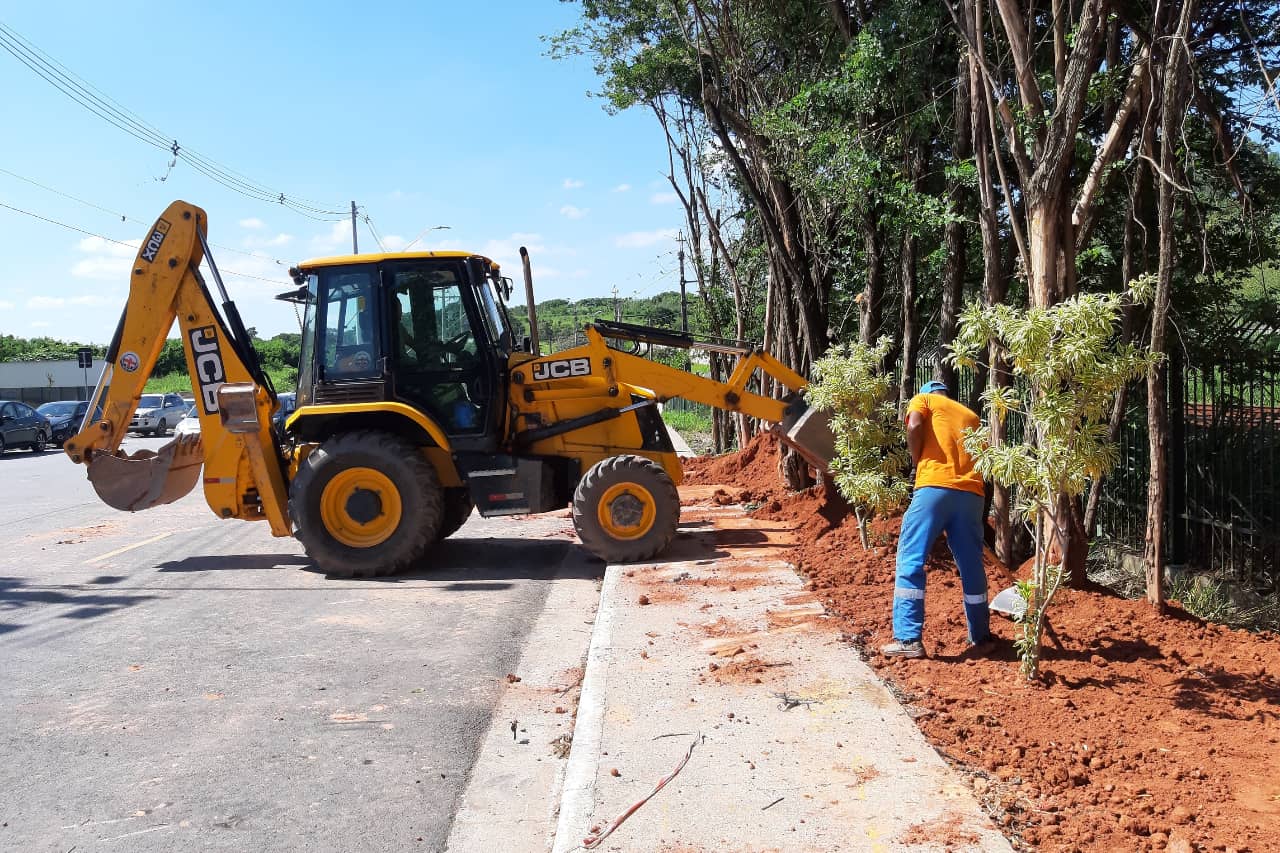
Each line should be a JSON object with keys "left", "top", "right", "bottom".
{"left": 379, "top": 235, "right": 408, "bottom": 252}
{"left": 0, "top": 300, "right": 13, "bottom": 310}
{"left": 615, "top": 229, "right": 678, "bottom": 249}
{"left": 239, "top": 217, "right": 265, "bottom": 229}
{"left": 650, "top": 192, "right": 679, "bottom": 205}
{"left": 480, "top": 233, "right": 546, "bottom": 268}
{"left": 30, "top": 320, "right": 50, "bottom": 328}
{"left": 310, "top": 221, "right": 353, "bottom": 252}
{"left": 71, "top": 236, "right": 141, "bottom": 280}
{"left": 559, "top": 205, "right": 588, "bottom": 220}
{"left": 26, "top": 294, "right": 116, "bottom": 309}
{"left": 613, "top": 183, "right": 631, "bottom": 193}
{"left": 244, "top": 232, "right": 293, "bottom": 249}
{"left": 562, "top": 178, "right": 584, "bottom": 189}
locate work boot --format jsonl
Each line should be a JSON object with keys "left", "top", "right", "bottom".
{"left": 881, "top": 639, "right": 925, "bottom": 659}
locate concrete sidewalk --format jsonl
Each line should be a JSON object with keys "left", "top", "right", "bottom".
{"left": 552, "top": 493, "right": 1011, "bottom": 853}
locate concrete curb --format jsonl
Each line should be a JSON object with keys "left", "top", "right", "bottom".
{"left": 550, "top": 563, "right": 622, "bottom": 853}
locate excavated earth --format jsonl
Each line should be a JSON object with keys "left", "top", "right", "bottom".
{"left": 683, "top": 432, "right": 1280, "bottom": 853}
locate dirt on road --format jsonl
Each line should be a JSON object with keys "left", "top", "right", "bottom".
{"left": 684, "top": 433, "right": 1280, "bottom": 853}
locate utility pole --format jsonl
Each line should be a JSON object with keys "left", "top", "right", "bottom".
{"left": 677, "top": 232, "right": 689, "bottom": 334}
{"left": 350, "top": 201, "right": 359, "bottom": 254}
{"left": 612, "top": 285, "right": 621, "bottom": 322}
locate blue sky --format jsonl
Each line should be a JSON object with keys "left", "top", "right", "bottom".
{"left": 0, "top": 1, "right": 684, "bottom": 343}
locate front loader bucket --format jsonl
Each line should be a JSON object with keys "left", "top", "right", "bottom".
{"left": 774, "top": 399, "right": 836, "bottom": 473}
{"left": 87, "top": 434, "right": 204, "bottom": 512}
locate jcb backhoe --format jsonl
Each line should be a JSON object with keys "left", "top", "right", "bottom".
{"left": 66, "top": 200, "right": 833, "bottom": 577}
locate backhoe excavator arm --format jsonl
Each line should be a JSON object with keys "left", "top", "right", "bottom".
{"left": 516, "top": 323, "right": 835, "bottom": 470}
{"left": 65, "top": 200, "right": 292, "bottom": 537}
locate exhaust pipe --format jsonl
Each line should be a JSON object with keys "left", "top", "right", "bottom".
{"left": 520, "top": 246, "right": 539, "bottom": 355}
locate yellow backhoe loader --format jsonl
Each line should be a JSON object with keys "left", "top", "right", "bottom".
{"left": 66, "top": 200, "right": 833, "bottom": 577}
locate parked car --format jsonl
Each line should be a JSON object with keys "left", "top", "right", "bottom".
{"left": 174, "top": 405, "right": 201, "bottom": 437}
{"left": 0, "top": 399, "right": 52, "bottom": 453}
{"left": 129, "top": 393, "right": 189, "bottom": 436}
{"left": 36, "top": 400, "right": 102, "bottom": 446}
{"left": 272, "top": 392, "right": 297, "bottom": 433}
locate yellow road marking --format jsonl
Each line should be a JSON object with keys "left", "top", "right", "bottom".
{"left": 86, "top": 532, "right": 173, "bottom": 565}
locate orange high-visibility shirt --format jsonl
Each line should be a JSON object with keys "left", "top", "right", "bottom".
{"left": 906, "top": 393, "right": 985, "bottom": 496}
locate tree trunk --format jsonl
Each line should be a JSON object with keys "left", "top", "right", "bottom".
{"left": 939, "top": 54, "right": 971, "bottom": 394}
{"left": 860, "top": 212, "right": 886, "bottom": 346}
{"left": 1145, "top": 0, "right": 1194, "bottom": 611}
{"left": 899, "top": 231, "right": 920, "bottom": 409}
{"left": 969, "top": 42, "right": 1014, "bottom": 565}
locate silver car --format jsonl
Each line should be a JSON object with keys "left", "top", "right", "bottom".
{"left": 129, "top": 393, "right": 190, "bottom": 436}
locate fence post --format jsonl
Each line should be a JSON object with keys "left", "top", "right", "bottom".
{"left": 1169, "top": 344, "right": 1187, "bottom": 566}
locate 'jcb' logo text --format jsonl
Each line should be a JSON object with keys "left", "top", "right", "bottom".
{"left": 190, "top": 325, "right": 225, "bottom": 414}
{"left": 532, "top": 357, "right": 591, "bottom": 381}
{"left": 140, "top": 218, "right": 172, "bottom": 263}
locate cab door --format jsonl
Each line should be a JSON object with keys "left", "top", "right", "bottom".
{"left": 383, "top": 260, "right": 496, "bottom": 450}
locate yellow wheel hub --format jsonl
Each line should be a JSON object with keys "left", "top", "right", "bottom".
{"left": 597, "top": 482, "right": 656, "bottom": 541}
{"left": 320, "top": 467, "right": 403, "bottom": 549}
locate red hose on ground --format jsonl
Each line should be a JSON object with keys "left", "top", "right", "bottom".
{"left": 581, "top": 733, "right": 703, "bottom": 850}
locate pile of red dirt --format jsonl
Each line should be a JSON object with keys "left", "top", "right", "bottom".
{"left": 692, "top": 439, "right": 1280, "bottom": 853}
{"left": 682, "top": 431, "right": 789, "bottom": 502}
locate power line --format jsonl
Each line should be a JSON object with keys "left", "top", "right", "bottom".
{"left": 0, "top": 164, "right": 290, "bottom": 266}
{"left": 0, "top": 21, "right": 349, "bottom": 221}
{"left": 0, "top": 199, "right": 286, "bottom": 285}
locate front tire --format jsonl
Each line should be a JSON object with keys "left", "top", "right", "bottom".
{"left": 30, "top": 431, "right": 46, "bottom": 453}
{"left": 289, "top": 430, "right": 443, "bottom": 578}
{"left": 156, "top": 419, "right": 168, "bottom": 437}
{"left": 571, "top": 455, "right": 679, "bottom": 563}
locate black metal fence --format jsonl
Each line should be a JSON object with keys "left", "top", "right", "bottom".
{"left": 921, "top": 338, "right": 1280, "bottom": 591}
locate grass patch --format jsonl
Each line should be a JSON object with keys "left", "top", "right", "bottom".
{"left": 662, "top": 408, "right": 712, "bottom": 435}
{"left": 144, "top": 366, "right": 297, "bottom": 395}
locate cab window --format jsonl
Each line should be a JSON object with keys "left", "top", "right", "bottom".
{"left": 319, "top": 270, "right": 380, "bottom": 379}
{"left": 387, "top": 263, "right": 485, "bottom": 434}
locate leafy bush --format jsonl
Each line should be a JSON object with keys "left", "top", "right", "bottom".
{"left": 807, "top": 338, "right": 911, "bottom": 547}
{"left": 950, "top": 281, "right": 1157, "bottom": 679}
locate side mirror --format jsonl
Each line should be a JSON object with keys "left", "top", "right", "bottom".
{"left": 522, "top": 335, "right": 532, "bottom": 354}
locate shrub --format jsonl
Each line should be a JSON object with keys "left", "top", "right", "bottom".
{"left": 807, "top": 338, "right": 911, "bottom": 548}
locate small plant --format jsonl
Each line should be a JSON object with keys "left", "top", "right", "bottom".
{"left": 807, "top": 338, "right": 911, "bottom": 548}
{"left": 950, "top": 280, "right": 1157, "bottom": 680}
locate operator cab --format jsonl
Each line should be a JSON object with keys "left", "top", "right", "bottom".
{"left": 285, "top": 252, "right": 518, "bottom": 452}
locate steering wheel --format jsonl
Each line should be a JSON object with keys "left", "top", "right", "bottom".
{"left": 441, "top": 330, "right": 472, "bottom": 355}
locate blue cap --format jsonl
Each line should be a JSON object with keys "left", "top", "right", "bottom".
{"left": 920, "top": 380, "right": 949, "bottom": 395}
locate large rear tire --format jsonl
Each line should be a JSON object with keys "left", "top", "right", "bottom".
{"left": 571, "top": 455, "right": 679, "bottom": 563}
{"left": 290, "top": 430, "right": 443, "bottom": 577}
{"left": 436, "top": 488, "right": 474, "bottom": 542}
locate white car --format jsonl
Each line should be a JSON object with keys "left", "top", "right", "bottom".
{"left": 174, "top": 405, "right": 202, "bottom": 437}
{"left": 129, "top": 393, "right": 190, "bottom": 436}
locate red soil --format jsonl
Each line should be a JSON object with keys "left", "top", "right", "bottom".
{"left": 684, "top": 433, "right": 1280, "bottom": 853}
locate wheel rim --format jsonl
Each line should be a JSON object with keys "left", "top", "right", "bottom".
{"left": 319, "top": 467, "right": 403, "bottom": 549}
{"left": 596, "top": 482, "right": 657, "bottom": 541}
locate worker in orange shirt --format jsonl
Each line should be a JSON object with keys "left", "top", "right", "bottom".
{"left": 882, "top": 379, "right": 990, "bottom": 658}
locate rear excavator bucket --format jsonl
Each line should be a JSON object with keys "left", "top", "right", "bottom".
{"left": 86, "top": 433, "right": 205, "bottom": 512}
{"left": 775, "top": 399, "right": 837, "bottom": 473}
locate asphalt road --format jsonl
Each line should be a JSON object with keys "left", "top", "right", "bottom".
{"left": 0, "top": 436, "right": 598, "bottom": 852}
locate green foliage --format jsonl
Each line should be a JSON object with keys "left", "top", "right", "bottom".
{"left": 950, "top": 282, "right": 1157, "bottom": 679}
{"left": 0, "top": 335, "right": 106, "bottom": 362}
{"left": 661, "top": 407, "right": 711, "bottom": 436}
{"left": 808, "top": 338, "right": 911, "bottom": 546}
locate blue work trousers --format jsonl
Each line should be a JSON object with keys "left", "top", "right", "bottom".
{"left": 892, "top": 486, "right": 989, "bottom": 644}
